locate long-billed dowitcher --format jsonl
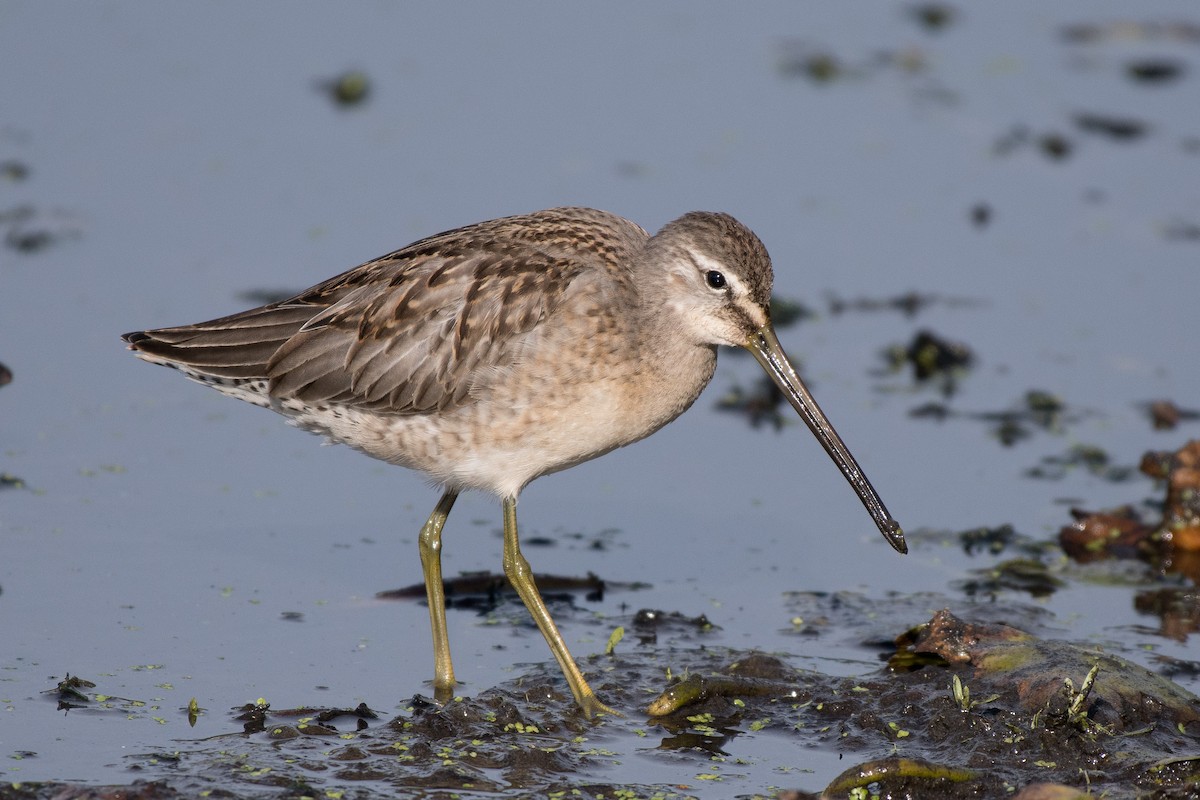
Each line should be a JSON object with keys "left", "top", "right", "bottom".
{"left": 123, "top": 207, "right": 905, "bottom": 718}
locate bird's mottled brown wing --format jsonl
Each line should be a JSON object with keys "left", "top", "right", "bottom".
{"left": 122, "top": 304, "right": 322, "bottom": 380}
{"left": 265, "top": 244, "right": 583, "bottom": 412}
{"left": 125, "top": 207, "right": 646, "bottom": 414}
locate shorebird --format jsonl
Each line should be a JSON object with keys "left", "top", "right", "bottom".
{"left": 123, "top": 207, "right": 905, "bottom": 718}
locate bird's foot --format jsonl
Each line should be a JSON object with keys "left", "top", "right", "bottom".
{"left": 577, "top": 691, "right": 622, "bottom": 719}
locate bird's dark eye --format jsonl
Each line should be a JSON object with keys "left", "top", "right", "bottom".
{"left": 705, "top": 270, "right": 726, "bottom": 290}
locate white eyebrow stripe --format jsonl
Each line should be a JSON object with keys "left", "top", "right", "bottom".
{"left": 686, "top": 247, "right": 770, "bottom": 328}
{"left": 686, "top": 248, "right": 750, "bottom": 295}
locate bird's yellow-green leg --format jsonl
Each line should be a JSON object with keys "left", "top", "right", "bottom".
{"left": 418, "top": 489, "right": 459, "bottom": 703}
{"left": 501, "top": 496, "right": 619, "bottom": 718}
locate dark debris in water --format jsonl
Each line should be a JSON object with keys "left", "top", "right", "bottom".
{"left": 0, "top": 159, "right": 29, "bottom": 182}
{"left": 773, "top": 38, "right": 945, "bottom": 101}
{"left": 1074, "top": 111, "right": 1150, "bottom": 142}
{"left": 914, "top": 525, "right": 1066, "bottom": 599}
{"left": 715, "top": 374, "right": 789, "bottom": 430}
{"left": 986, "top": 390, "right": 1071, "bottom": 443}
{"left": 1038, "top": 131, "right": 1073, "bottom": 160}
{"left": 377, "top": 569, "right": 647, "bottom": 610}
{"left": 1144, "top": 399, "right": 1200, "bottom": 430}
{"left": 236, "top": 287, "right": 302, "bottom": 306}
{"left": 38, "top": 673, "right": 158, "bottom": 717}
{"left": 1060, "top": 20, "right": 1200, "bottom": 45}
{"left": 992, "top": 125, "right": 1077, "bottom": 162}
{"left": 906, "top": 3, "right": 957, "bottom": 33}
{"left": 1025, "top": 443, "right": 1137, "bottom": 482}
{"left": 1163, "top": 217, "right": 1200, "bottom": 241}
{"left": 883, "top": 328, "right": 974, "bottom": 396}
{"left": 769, "top": 293, "right": 816, "bottom": 328}
{"left": 315, "top": 70, "right": 371, "bottom": 108}
{"left": 1126, "top": 59, "right": 1186, "bottom": 85}
{"left": 910, "top": 389, "right": 1085, "bottom": 446}
{"left": 776, "top": 43, "right": 846, "bottom": 83}
{"left": 233, "top": 700, "right": 380, "bottom": 736}
{"left": 826, "top": 290, "right": 983, "bottom": 318}
{"left": 1140, "top": 440, "right": 1200, "bottom": 550}
{"left": 631, "top": 608, "right": 717, "bottom": 645}
{"left": 958, "top": 523, "right": 1022, "bottom": 556}
{"left": 44, "top": 674, "right": 96, "bottom": 706}
{"left": 969, "top": 201, "right": 992, "bottom": 228}
{"left": 956, "top": 558, "right": 1065, "bottom": 599}
{"left": 0, "top": 204, "right": 82, "bottom": 254}
{"left": 917, "top": 522, "right": 1059, "bottom": 561}
{"left": 1060, "top": 505, "right": 1155, "bottom": 562}
{"left": 1059, "top": 440, "right": 1200, "bottom": 584}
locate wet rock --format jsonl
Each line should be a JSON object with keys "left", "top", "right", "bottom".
{"left": 908, "top": 609, "right": 1200, "bottom": 732}
{"left": 640, "top": 609, "right": 1200, "bottom": 797}
{"left": 823, "top": 757, "right": 981, "bottom": 797}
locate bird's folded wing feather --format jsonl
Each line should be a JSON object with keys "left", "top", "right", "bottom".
{"left": 131, "top": 247, "right": 579, "bottom": 414}
{"left": 266, "top": 247, "right": 581, "bottom": 413}
{"left": 127, "top": 208, "right": 647, "bottom": 415}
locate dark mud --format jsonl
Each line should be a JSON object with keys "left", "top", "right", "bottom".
{"left": 8, "top": 597, "right": 1199, "bottom": 800}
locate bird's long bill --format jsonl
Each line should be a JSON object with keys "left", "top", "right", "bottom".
{"left": 746, "top": 325, "right": 908, "bottom": 555}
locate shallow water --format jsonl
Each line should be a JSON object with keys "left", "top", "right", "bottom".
{"left": 2, "top": 3, "right": 1198, "bottom": 797}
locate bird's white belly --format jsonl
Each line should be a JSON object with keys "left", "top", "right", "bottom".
{"left": 278, "top": 379, "right": 652, "bottom": 498}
